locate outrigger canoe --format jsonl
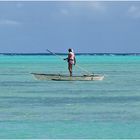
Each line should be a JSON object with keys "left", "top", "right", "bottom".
{"left": 31, "top": 73, "right": 104, "bottom": 81}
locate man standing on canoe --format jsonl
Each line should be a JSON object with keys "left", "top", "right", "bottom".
{"left": 64, "top": 48, "right": 76, "bottom": 77}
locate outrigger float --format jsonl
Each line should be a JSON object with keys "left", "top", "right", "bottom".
{"left": 31, "top": 73, "right": 104, "bottom": 81}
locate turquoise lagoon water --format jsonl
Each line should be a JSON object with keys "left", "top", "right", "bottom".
{"left": 0, "top": 54, "right": 140, "bottom": 138}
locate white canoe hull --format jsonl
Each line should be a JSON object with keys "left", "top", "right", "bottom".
{"left": 31, "top": 73, "right": 104, "bottom": 81}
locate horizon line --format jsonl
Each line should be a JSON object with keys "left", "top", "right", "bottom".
{"left": 1, "top": 52, "right": 140, "bottom": 56}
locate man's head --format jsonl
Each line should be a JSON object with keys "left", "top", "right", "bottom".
{"left": 68, "top": 48, "right": 72, "bottom": 52}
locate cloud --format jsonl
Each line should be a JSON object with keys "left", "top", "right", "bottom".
{"left": 87, "top": 1, "right": 106, "bottom": 11}
{"left": 60, "top": 9, "right": 69, "bottom": 16}
{"left": 127, "top": 5, "right": 140, "bottom": 18}
{"left": 16, "top": 3, "right": 24, "bottom": 8}
{"left": 0, "top": 19, "right": 21, "bottom": 26}
{"left": 58, "top": 1, "right": 106, "bottom": 17}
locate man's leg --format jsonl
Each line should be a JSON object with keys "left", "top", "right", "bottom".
{"left": 68, "top": 63, "right": 72, "bottom": 76}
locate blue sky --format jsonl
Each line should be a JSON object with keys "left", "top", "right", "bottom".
{"left": 0, "top": 1, "right": 140, "bottom": 53}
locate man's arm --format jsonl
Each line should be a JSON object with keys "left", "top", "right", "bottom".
{"left": 64, "top": 58, "right": 68, "bottom": 61}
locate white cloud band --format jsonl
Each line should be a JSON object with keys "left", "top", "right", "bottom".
{"left": 127, "top": 5, "right": 140, "bottom": 18}
{"left": 0, "top": 19, "right": 20, "bottom": 26}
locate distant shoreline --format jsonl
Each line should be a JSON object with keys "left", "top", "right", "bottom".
{"left": 0, "top": 53, "right": 140, "bottom": 56}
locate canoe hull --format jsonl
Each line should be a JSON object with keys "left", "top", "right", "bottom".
{"left": 31, "top": 73, "right": 104, "bottom": 81}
